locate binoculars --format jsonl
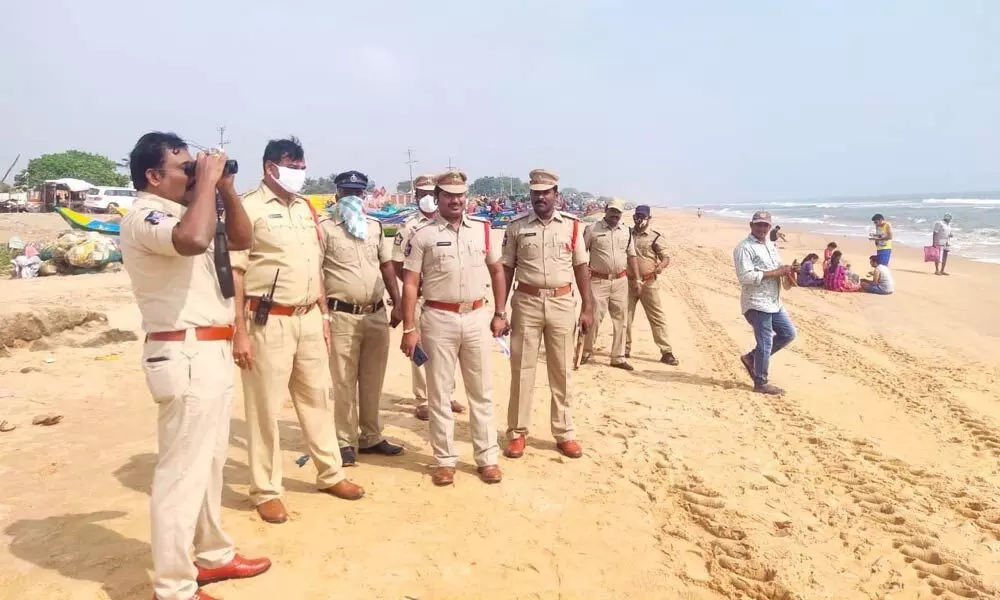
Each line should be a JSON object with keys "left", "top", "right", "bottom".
{"left": 184, "top": 159, "right": 239, "bottom": 178}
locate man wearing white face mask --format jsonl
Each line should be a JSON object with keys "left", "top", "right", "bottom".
{"left": 231, "top": 137, "right": 364, "bottom": 526}
{"left": 391, "top": 174, "right": 466, "bottom": 421}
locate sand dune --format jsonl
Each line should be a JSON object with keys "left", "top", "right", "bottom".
{"left": 0, "top": 210, "right": 998, "bottom": 599}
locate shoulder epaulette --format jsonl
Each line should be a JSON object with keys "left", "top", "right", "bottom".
{"left": 560, "top": 211, "right": 581, "bottom": 221}
{"left": 510, "top": 211, "right": 531, "bottom": 222}
{"left": 467, "top": 214, "right": 489, "bottom": 223}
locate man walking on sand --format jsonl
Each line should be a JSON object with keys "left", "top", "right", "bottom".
{"left": 580, "top": 197, "right": 638, "bottom": 370}
{"left": 932, "top": 213, "right": 953, "bottom": 275}
{"left": 625, "top": 205, "right": 680, "bottom": 365}
{"left": 392, "top": 174, "right": 466, "bottom": 421}
{"left": 734, "top": 210, "right": 797, "bottom": 396}
{"left": 501, "top": 168, "right": 594, "bottom": 460}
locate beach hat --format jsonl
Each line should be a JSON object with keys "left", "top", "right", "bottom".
{"left": 436, "top": 170, "right": 468, "bottom": 194}
{"left": 634, "top": 205, "right": 651, "bottom": 217}
{"left": 528, "top": 168, "right": 559, "bottom": 191}
{"left": 606, "top": 198, "right": 626, "bottom": 212}
{"left": 750, "top": 210, "right": 772, "bottom": 224}
{"left": 414, "top": 174, "right": 436, "bottom": 192}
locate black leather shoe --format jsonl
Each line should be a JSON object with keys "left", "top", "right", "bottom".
{"left": 358, "top": 440, "right": 404, "bottom": 456}
{"left": 340, "top": 447, "right": 357, "bottom": 467}
{"left": 611, "top": 361, "right": 634, "bottom": 371}
{"left": 660, "top": 353, "right": 679, "bottom": 366}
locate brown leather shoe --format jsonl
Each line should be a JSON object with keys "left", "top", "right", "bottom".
{"left": 504, "top": 435, "right": 526, "bottom": 459}
{"left": 255, "top": 499, "right": 288, "bottom": 524}
{"left": 415, "top": 403, "right": 430, "bottom": 421}
{"left": 432, "top": 466, "right": 456, "bottom": 486}
{"left": 196, "top": 553, "right": 271, "bottom": 586}
{"left": 556, "top": 440, "right": 583, "bottom": 459}
{"left": 319, "top": 479, "right": 366, "bottom": 501}
{"left": 450, "top": 401, "right": 466, "bottom": 414}
{"left": 477, "top": 465, "right": 502, "bottom": 484}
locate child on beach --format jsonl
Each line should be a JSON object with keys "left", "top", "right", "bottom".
{"left": 822, "top": 242, "right": 837, "bottom": 276}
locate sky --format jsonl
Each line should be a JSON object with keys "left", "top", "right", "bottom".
{"left": 3, "top": 0, "right": 1000, "bottom": 205}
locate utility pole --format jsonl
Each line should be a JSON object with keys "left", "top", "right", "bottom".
{"left": 447, "top": 157, "right": 455, "bottom": 172}
{"left": 405, "top": 147, "right": 418, "bottom": 196}
{"left": 216, "top": 125, "right": 231, "bottom": 151}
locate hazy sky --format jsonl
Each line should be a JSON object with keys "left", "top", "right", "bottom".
{"left": 3, "top": 0, "right": 1000, "bottom": 205}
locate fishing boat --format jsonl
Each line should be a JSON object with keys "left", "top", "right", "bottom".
{"left": 54, "top": 206, "right": 121, "bottom": 236}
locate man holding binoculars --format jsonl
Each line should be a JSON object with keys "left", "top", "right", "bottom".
{"left": 119, "top": 132, "right": 270, "bottom": 600}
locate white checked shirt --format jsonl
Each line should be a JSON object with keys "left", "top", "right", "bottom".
{"left": 733, "top": 233, "right": 783, "bottom": 314}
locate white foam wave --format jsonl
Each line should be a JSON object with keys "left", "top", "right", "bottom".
{"left": 922, "top": 198, "right": 1000, "bottom": 206}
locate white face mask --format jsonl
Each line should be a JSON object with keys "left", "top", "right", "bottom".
{"left": 418, "top": 195, "right": 438, "bottom": 214}
{"left": 274, "top": 165, "right": 307, "bottom": 195}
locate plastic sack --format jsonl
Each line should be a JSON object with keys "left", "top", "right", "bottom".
{"left": 65, "top": 236, "right": 119, "bottom": 268}
{"left": 923, "top": 246, "right": 941, "bottom": 263}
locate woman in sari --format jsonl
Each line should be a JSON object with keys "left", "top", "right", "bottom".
{"left": 823, "top": 250, "right": 860, "bottom": 292}
{"left": 797, "top": 253, "right": 824, "bottom": 287}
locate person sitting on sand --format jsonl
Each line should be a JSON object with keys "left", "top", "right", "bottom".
{"left": 822, "top": 242, "right": 837, "bottom": 276}
{"left": 861, "top": 255, "right": 895, "bottom": 295}
{"left": 823, "top": 250, "right": 860, "bottom": 292}
{"left": 797, "top": 253, "right": 824, "bottom": 287}
{"left": 769, "top": 225, "right": 788, "bottom": 245}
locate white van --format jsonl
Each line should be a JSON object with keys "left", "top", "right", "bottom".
{"left": 84, "top": 186, "right": 137, "bottom": 213}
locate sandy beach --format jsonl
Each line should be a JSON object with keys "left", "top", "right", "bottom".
{"left": 1, "top": 209, "right": 998, "bottom": 600}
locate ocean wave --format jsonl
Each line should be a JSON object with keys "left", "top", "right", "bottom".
{"left": 922, "top": 198, "right": 1000, "bottom": 206}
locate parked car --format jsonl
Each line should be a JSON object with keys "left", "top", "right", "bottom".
{"left": 84, "top": 187, "right": 137, "bottom": 213}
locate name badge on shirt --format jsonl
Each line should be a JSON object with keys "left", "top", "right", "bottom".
{"left": 268, "top": 214, "right": 283, "bottom": 219}
{"left": 521, "top": 232, "right": 537, "bottom": 238}
{"left": 436, "top": 241, "right": 452, "bottom": 247}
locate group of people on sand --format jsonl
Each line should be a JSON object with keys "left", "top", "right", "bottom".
{"left": 796, "top": 242, "right": 894, "bottom": 294}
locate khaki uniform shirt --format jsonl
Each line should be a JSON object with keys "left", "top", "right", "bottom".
{"left": 230, "top": 183, "right": 322, "bottom": 306}
{"left": 392, "top": 213, "right": 431, "bottom": 263}
{"left": 584, "top": 219, "right": 636, "bottom": 275}
{"left": 403, "top": 215, "right": 499, "bottom": 303}
{"left": 500, "top": 211, "right": 588, "bottom": 288}
{"left": 631, "top": 227, "right": 668, "bottom": 277}
{"left": 120, "top": 191, "right": 233, "bottom": 332}
{"left": 319, "top": 215, "right": 390, "bottom": 305}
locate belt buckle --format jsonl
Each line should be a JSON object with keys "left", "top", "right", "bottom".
{"left": 538, "top": 288, "right": 555, "bottom": 298}
{"left": 361, "top": 304, "right": 374, "bottom": 315}
{"left": 293, "top": 305, "right": 309, "bottom": 316}
{"left": 457, "top": 301, "right": 475, "bottom": 313}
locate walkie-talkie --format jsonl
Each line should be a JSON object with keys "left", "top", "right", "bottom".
{"left": 254, "top": 269, "right": 280, "bottom": 326}
{"left": 213, "top": 192, "right": 235, "bottom": 298}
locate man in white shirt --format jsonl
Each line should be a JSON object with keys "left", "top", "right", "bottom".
{"left": 932, "top": 213, "right": 953, "bottom": 276}
{"left": 862, "top": 255, "right": 895, "bottom": 295}
{"left": 733, "top": 211, "right": 797, "bottom": 396}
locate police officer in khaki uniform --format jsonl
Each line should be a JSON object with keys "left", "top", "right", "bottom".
{"left": 231, "top": 138, "right": 363, "bottom": 526}
{"left": 581, "top": 198, "right": 639, "bottom": 370}
{"left": 626, "top": 205, "right": 679, "bottom": 365}
{"left": 121, "top": 132, "right": 270, "bottom": 600}
{"left": 399, "top": 171, "right": 507, "bottom": 486}
{"left": 391, "top": 174, "right": 465, "bottom": 421}
{"left": 322, "top": 170, "right": 405, "bottom": 466}
{"left": 501, "top": 169, "right": 594, "bottom": 460}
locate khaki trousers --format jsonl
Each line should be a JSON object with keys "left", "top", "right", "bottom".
{"left": 420, "top": 306, "right": 499, "bottom": 467}
{"left": 411, "top": 300, "right": 427, "bottom": 402}
{"left": 242, "top": 309, "right": 344, "bottom": 506}
{"left": 506, "top": 291, "right": 576, "bottom": 442}
{"left": 144, "top": 334, "right": 235, "bottom": 600}
{"left": 626, "top": 276, "right": 673, "bottom": 356}
{"left": 583, "top": 277, "right": 628, "bottom": 363}
{"left": 329, "top": 308, "right": 390, "bottom": 449}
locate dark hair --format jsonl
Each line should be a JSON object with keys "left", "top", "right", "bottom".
{"left": 829, "top": 250, "right": 843, "bottom": 270}
{"left": 804, "top": 253, "right": 819, "bottom": 262}
{"left": 869, "top": 255, "right": 879, "bottom": 264}
{"left": 129, "top": 132, "right": 187, "bottom": 191}
{"left": 262, "top": 136, "right": 304, "bottom": 167}
{"left": 826, "top": 242, "right": 837, "bottom": 249}
{"left": 872, "top": 213, "right": 884, "bottom": 222}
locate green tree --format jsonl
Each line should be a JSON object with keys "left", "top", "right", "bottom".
{"left": 469, "top": 175, "right": 529, "bottom": 197}
{"left": 301, "top": 173, "right": 338, "bottom": 194}
{"left": 13, "top": 150, "right": 129, "bottom": 189}
{"left": 396, "top": 180, "right": 412, "bottom": 193}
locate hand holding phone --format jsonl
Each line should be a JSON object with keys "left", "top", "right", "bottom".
{"left": 412, "top": 344, "right": 428, "bottom": 367}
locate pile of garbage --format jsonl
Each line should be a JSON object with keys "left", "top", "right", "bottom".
{"left": 7, "top": 232, "right": 123, "bottom": 278}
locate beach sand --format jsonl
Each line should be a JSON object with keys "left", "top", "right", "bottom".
{"left": 0, "top": 210, "right": 998, "bottom": 599}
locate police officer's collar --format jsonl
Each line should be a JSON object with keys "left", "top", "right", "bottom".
{"left": 600, "top": 218, "right": 626, "bottom": 230}
{"left": 433, "top": 213, "right": 472, "bottom": 229}
{"left": 136, "top": 191, "right": 184, "bottom": 216}
{"left": 260, "top": 181, "right": 305, "bottom": 206}
{"left": 527, "top": 210, "right": 564, "bottom": 223}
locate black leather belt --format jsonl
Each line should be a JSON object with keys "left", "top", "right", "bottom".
{"left": 327, "top": 298, "right": 385, "bottom": 315}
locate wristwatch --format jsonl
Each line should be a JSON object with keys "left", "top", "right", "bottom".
{"left": 322, "top": 313, "right": 331, "bottom": 321}
{"left": 494, "top": 311, "right": 507, "bottom": 319}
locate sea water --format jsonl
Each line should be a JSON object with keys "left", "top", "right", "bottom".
{"left": 696, "top": 196, "right": 1000, "bottom": 263}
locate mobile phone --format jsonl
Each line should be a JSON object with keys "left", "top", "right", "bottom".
{"left": 412, "top": 344, "right": 428, "bottom": 367}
